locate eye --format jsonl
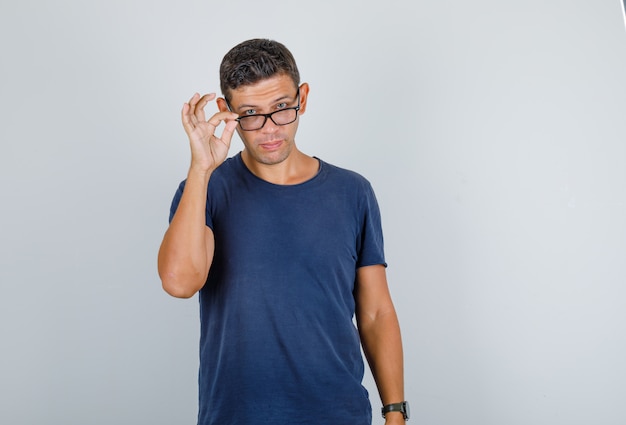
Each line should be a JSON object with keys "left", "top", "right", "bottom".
{"left": 276, "top": 102, "right": 288, "bottom": 109}
{"left": 244, "top": 109, "right": 257, "bottom": 115}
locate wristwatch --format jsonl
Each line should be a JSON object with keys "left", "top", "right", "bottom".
{"left": 381, "top": 401, "right": 410, "bottom": 421}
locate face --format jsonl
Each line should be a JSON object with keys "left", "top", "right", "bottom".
{"left": 218, "top": 74, "right": 308, "bottom": 167}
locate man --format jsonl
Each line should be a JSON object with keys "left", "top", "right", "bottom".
{"left": 158, "top": 39, "right": 407, "bottom": 425}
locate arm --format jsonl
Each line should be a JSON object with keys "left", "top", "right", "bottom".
{"left": 157, "top": 93, "right": 238, "bottom": 298}
{"left": 355, "top": 264, "right": 405, "bottom": 424}
{"left": 157, "top": 169, "right": 214, "bottom": 298}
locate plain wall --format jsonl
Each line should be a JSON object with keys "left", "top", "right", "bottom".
{"left": 1, "top": 1, "right": 626, "bottom": 424}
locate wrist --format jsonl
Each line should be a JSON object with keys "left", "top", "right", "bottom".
{"left": 382, "top": 401, "right": 410, "bottom": 421}
{"left": 385, "top": 412, "right": 408, "bottom": 425}
{"left": 188, "top": 164, "right": 213, "bottom": 180}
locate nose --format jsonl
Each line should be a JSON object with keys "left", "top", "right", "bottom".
{"left": 260, "top": 116, "right": 279, "bottom": 132}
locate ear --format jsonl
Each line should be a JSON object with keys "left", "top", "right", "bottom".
{"left": 298, "top": 83, "right": 310, "bottom": 115}
{"left": 216, "top": 97, "right": 230, "bottom": 113}
{"left": 216, "top": 96, "right": 243, "bottom": 139}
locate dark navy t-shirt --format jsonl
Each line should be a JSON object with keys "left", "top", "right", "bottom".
{"left": 169, "top": 153, "right": 386, "bottom": 425}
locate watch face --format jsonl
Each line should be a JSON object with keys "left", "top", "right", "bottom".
{"left": 403, "top": 401, "right": 410, "bottom": 419}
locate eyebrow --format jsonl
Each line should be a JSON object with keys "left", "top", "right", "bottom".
{"left": 235, "top": 94, "right": 294, "bottom": 112}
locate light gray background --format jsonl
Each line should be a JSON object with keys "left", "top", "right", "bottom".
{"left": 2, "top": 1, "right": 626, "bottom": 424}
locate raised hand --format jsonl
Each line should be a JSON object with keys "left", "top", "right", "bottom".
{"left": 181, "top": 93, "right": 239, "bottom": 174}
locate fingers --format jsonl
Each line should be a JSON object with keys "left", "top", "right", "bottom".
{"left": 182, "top": 92, "right": 215, "bottom": 117}
{"left": 181, "top": 93, "right": 217, "bottom": 132}
{"left": 193, "top": 93, "right": 216, "bottom": 123}
{"left": 206, "top": 111, "right": 239, "bottom": 130}
{"left": 181, "top": 92, "right": 239, "bottom": 139}
{"left": 182, "top": 93, "right": 201, "bottom": 132}
{"left": 205, "top": 111, "right": 239, "bottom": 147}
{"left": 187, "top": 92, "right": 215, "bottom": 109}
{"left": 181, "top": 101, "right": 194, "bottom": 132}
{"left": 218, "top": 119, "right": 239, "bottom": 147}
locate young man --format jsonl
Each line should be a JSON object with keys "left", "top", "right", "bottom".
{"left": 158, "top": 39, "right": 408, "bottom": 425}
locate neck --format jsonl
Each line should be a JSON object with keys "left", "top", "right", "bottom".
{"left": 241, "top": 149, "right": 319, "bottom": 185}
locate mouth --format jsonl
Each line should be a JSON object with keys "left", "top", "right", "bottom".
{"left": 258, "top": 140, "right": 283, "bottom": 151}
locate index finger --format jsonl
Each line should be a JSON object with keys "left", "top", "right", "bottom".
{"left": 206, "top": 110, "right": 239, "bottom": 130}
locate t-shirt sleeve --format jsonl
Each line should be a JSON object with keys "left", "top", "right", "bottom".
{"left": 356, "top": 181, "right": 387, "bottom": 268}
{"left": 168, "top": 179, "right": 214, "bottom": 229}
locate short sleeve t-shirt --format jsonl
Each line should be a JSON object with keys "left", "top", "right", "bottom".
{"left": 169, "top": 153, "right": 386, "bottom": 425}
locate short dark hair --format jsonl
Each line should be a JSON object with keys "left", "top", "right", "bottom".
{"left": 219, "top": 39, "right": 300, "bottom": 102}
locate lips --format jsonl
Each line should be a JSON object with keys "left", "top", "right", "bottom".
{"left": 259, "top": 140, "right": 283, "bottom": 151}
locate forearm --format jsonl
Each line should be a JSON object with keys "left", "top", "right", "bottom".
{"left": 158, "top": 168, "right": 214, "bottom": 298}
{"left": 358, "top": 307, "right": 404, "bottom": 421}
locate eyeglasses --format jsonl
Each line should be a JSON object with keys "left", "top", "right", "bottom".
{"left": 229, "top": 91, "right": 300, "bottom": 131}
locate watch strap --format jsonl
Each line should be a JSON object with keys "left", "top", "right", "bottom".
{"left": 381, "top": 401, "right": 409, "bottom": 420}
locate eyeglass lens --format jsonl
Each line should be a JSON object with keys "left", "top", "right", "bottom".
{"left": 238, "top": 109, "right": 298, "bottom": 131}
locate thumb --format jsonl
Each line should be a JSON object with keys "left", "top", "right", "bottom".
{"left": 221, "top": 120, "right": 239, "bottom": 144}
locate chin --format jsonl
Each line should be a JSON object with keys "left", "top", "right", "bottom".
{"left": 257, "top": 151, "right": 291, "bottom": 166}
{"left": 249, "top": 143, "right": 293, "bottom": 166}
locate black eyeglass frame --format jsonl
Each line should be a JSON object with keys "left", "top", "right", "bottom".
{"left": 226, "top": 89, "right": 301, "bottom": 132}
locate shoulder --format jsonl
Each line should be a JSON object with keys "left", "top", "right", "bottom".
{"left": 318, "top": 159, "right": 375, "bottom": 193}
{"left": 211, "top": 153, "right": 244, "bottom": 180}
